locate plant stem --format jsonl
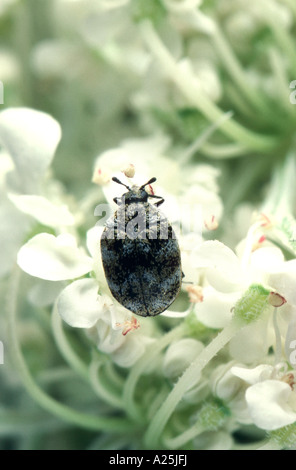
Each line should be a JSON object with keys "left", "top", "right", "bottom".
{"left": 123, "top": 322, "right": 188, "bottom": 422}
{"left": 144, "top": 320, "right": 240, "bottom": 449}
{"left": 211, "top": 25, "right": 272, "bottom": 116}
{"left": 51, "top": 304, "right": 89, "bottom": 381}
{"left": 164, "top": 423, "right": 204, "bottom": 449}
{"left": 268, "top": 48, "right": 294, "bottom": 116}
{"left": 179, "top": 111, "right": 233, "bottom": 164}
{"left": 200, "top": 141, "right": 247, "bottom": 159}
{"left": 6, "top": 266, "right": 136, "bottom": 433}
{"left": 140, "top": 21, "right": 277, "bottom": 153}
{"left": 266, "top": 12, "right": 296, "bottom": 75}
{"left": 89, "top": 359, "right": 125, "bottom": 409}
{"left": 0, "top": 411, "right": 69, "bottom": 436}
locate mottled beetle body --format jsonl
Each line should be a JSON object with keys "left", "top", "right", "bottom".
{"left": 100, "top": 177, "right": 182, "bottom": 317}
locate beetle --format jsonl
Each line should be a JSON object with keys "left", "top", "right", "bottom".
{"left": 100, "top": 176, "right": 182, "bottom": 317}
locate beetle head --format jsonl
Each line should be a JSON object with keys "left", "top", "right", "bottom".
{"left": 112, "top": 177, "right": 156, "bottom": 205}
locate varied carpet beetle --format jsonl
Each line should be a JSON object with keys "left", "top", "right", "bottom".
{"left": 100, "top": 177, "right": 182, "bottom": 317}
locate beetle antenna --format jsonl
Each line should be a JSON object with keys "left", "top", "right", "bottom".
{"left": 112, "top": 177, "right": 131, "bottom": 190}
{"left": 140, "top": 177, "right": 156, "bottom": 189}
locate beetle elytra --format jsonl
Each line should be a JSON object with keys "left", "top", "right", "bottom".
{"left": 100, "top": 177, "right": 182, "bottom": 317}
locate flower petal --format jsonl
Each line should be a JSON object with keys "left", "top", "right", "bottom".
{"left": 194, "top": 287, "right": 239, "bottom": 328}
{"left": 163, "top": 338, "right": 204, "bottom": 381}
{"left": 17, "top": 233, "right": 93, "bottom": 280}
{"left": 86, "top": 225, "right": 103, "bottom": 258}
{"left": 231, "top": 364, "right": 274, "bottom": 385}
{"left": 111, "top": 334, "right": 153, "bottom": 368}
{"left": 268, "top": 260, "right": 296, "bottom": 306}
{"left": 229, "top": 320, "right": 270, "bottom": 364}
{"left": 8, "top": 194, "right": 75, "bottom": 228}
{"left": 0, "top": 108, "right": 61, "bottom": 193}
{"left": 180, "top": 184, "right": 223, "bottom": 227}
{"left": 86, "top": 226, "right": 110, "bottom": 291}
{"left": 212, "top": 362, "right": 245, "bottom": 401}
{"left": 57, "top": 278, "right": 101, "bottom": 328}
{"left": 250, "top": 246, "right": 285, "bottom": 273}
{"left": 245, "top": 380, "right": 296, "bottom": 430}
{"left": 191, "top": 240, "right": 245, "bottom": 292}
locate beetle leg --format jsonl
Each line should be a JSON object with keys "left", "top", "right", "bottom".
{"left": 113, "top": 197, "right": 121, "bottom": 205}
{"left": 154, "top": 198, "right": 164, "bottom": 207}
{"left": 181, "top": 272, "right": 193, "bottom": 284}
{"left": 149, "top": 194, "right": 164, "bottom": 207}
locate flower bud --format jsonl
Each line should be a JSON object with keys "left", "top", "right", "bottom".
{"left": 122, "top": 163, "right": 135, "bottom": 178}
{"left": 163, "top": 338, "right": 204, "bottom": 381}
{"left": 92, "top": 167, "right": 110, "bottom": 185}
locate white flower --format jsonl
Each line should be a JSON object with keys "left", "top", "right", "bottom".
{"left": 57, "top": 273, "right": 154, "bottom": 368}
{"left": 163, "top": 338, "right": 209, "bottom": 403}
{"left": 56, "top": 277, "right": 150, "bottom": 369}
{"left": 0, "top": 108, "right": 64, "bottom": 277}
{"left": 189, "top": 225, "right": 296, "bottom": 368}
{"left": 17, "top": 223, "right": 155, "bottom": 368}
{"left": 193, "top": 287, "right": 240, "bottom": 329}
{"left": 268, "top": 261, "right": 296, "bottom": 307}
{"left": 210, "top": 361, "right": 252, "bottom": 425}
{"left": 88, "top": 303, "right": 154, "bottom": 368}
{"left": 92, "top": 133, "right": 172, "bottom": 187}
{"left": 231, "top": 363, "right": 296, "bottom": 430}
{"left": 76, "top": 0, "right": 150, "bottom": 76}
{"left": 93, "top": 134, "right": 223, "bottom": 237}
{"left": 17, "top": 233, "right": 93, "bottom": 281}
{"left": 228, "top": 317, "right": 271, "bottom": 364}
{"left": 163, "top": 338, "right": 204, "bottom": 381}
{"left": 191, "top": 236, "right": 291, "bottom": 328}
{"left": 0, "top": 107, "right": 61, "bottom": 193}
{"left": 163, "top": 0, "right": 216, "bottom": 35}
{"left": 8, "top": 193, "right": 75, "bottom": 228}
{"left": 57, "top": 278, "right": 103, "bottom": 328}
